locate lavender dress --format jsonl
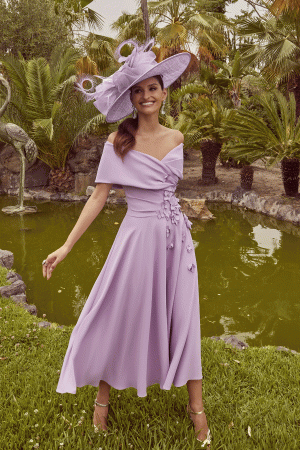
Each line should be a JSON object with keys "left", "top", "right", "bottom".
{"left": 56, "top": 140, "right": 202, "bottom": 397}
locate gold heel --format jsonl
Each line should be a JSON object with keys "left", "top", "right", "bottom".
{"left": 186, "top": 402, "right": 211, "bottom": 448}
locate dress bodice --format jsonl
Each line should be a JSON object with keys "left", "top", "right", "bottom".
{"left": 95, "top": 140, "right": 192, "bottom": 229}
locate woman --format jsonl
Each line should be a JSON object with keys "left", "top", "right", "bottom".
{"left": 42, "top": 39, "right": 211, "bottom": 446}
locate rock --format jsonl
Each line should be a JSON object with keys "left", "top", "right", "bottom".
{"left": 209, "top": 335, "right": 248, "bottom": 349}
{"left": 231, "top": 186, "right": 248, "bottom": 204}
{"left": 10, "top": 294, "right": 27, "bottom": 305}
{"left": 180, "top": 198, "right": 215, "bottom": 220}
{"left": 31, "top": 190, "right": 52, "bottom": 201}
{"left": 199, "top": 190, "right": 232, "bottom": 203}
{"left": 86, "top": 186, "right": 95, "bottom": 196}
{"left": 74, "top": 172, "right": 97, "bottom": 195}
{"left": 6, "top": 271, "right": 22, "bottom": 283}
{"left": 0, "top": 250, "right": 14, "bottom": 269}
{"left": 50, "top": 193, "right": 62, "bottom": 201}
{"left": 276, "top": 346, "right": 298, "bottom": 354}
{"left": 0, "top": 144, "right": 34, "bottom": 173}
{"left": 23, "top": 304, "right": 37, "bottom": 315}
{"left": 25, "top": 160, "right": 51, "bottom": 188}
{"left": 276, "top": 346, "right": 290, "bottom": 352}
{"left": 223, "top": 335, "right": 248, "bottom": 350}
{"left": 0, "top": 280, "right": 26, "bottom": 298}
{"left": 0, "top": 144, "right": 50, "bottom": 188}
{"left": 67, "top": 135, "right": 108, "bottom": 194}
{"left": 38, "top": 321, "right": 51, "bottom": 328}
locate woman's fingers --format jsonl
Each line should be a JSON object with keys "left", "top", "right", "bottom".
{"left": 42, "top": 254, "right": 56, "bottom": 279}
{"left": 42, "top": 247, "right": 69, "bottom": 280}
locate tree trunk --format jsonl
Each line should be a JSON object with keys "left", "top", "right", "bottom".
{"left": 199, "top": 140, "right": 222, "bottom": 185}
{"left": 281, "top": 157, "right": 300, "bottom": 196}
{"left": 140, "top": 0, "right": 150, "bottom": 42}
{"left": 240, "top": 165, "right": 254, "bottom": 190}
{"left": 287, "top": 73, "right": 300, "bottom": 119}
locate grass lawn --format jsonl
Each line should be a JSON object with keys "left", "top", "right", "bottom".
{"left": 0, "top": 265, "right": 300, "bottom": 450}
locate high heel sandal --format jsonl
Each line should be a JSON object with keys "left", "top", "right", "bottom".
{"left": 187, "top": 402, "right": 211, "bottom": 448}
{"left": 93, "top": 399, "right": 110, "bottom": 431}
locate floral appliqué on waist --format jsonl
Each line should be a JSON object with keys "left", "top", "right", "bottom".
{"left": 156, "top": 188, "right": 192, "bottom": 230}
{"left": 157, "top": 186, "right": 195, "bottom": 272}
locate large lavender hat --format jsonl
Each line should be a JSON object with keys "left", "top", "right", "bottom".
{"left": 76, "top": 38, "right": 191, "bottom": 123}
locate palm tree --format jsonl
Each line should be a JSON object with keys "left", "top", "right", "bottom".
{"left": 82, "top": 35, "right": 119, "bottom": 76}
{"left": 270, "top": 0, "right": 300, "bottom": 17}
{"left": 147, "top": 0, "right": 229, "bottom": 90}
{"left": 0, "top": 46, "right": 109, "bottom": 172}
{"left": 237, "top": 4, "right": 300, "bottom": 116}
{"left": 53, "top": 0, "right": 104, "bottom": 36}
{"left": 111, "top": 9, "right": 159, "bottom": 45}
{"left": 176, "top": 95, "right": 232, "bottom": 184}
{"left": 222, "top": 90, "right": 300, "bottom": 196}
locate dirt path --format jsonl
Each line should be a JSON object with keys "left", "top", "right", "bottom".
{"left": 177, "top": 148, "right": 300, "bottom": 205}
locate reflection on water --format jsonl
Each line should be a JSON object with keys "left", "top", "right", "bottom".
{"left": 252, "top": 224, "right": 281, "bottom": 257}
{"left": 197, "top": 203, "right": 300, "bottom": 351}
{"left": 0, "top": 196, "right": 300, "bottom": 351}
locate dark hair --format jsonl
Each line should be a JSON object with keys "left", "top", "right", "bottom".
{"left": 113, "top": 75, "right": 164, "bottom": 161}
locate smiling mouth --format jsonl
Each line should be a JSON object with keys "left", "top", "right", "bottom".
{"left": 140, "top": 102, "right": 155, "bottom": 106}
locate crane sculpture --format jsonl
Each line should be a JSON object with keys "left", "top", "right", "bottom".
{"left": 0, "top": 75, "right": 38, "bottom": 214}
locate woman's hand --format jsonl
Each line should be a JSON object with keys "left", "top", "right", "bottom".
{"left": 42, "top": 245, "right": 70, "bottom": 280}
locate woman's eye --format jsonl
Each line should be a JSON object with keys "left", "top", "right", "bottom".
{"left": 133, "top": 87, "right": 157, "bottom": 93}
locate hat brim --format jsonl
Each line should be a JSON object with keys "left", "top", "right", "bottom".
{"left": 105, "top": 52, "right": 191, "bottom": 123}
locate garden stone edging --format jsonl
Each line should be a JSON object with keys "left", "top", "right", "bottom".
{"left": 0, "top": 249, "right": 37, "bottom": 316}
{"left": 0, "top": 250, "right": 299, "bottom": 354}
{"left": 2, "top": 184, "right": 300, "bottom": 226}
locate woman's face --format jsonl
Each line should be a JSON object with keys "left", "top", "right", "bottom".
{"left": 130, "top": 77, "right": 167, "bottom": 117}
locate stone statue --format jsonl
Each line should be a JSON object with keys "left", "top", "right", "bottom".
{"left": 0, "top": 75, "right": 38, "bottom": 214}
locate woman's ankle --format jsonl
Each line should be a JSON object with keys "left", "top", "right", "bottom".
{"left": 96, "top": 380, "right": 111, "bottom": 404}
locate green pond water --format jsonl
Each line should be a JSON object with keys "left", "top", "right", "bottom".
{"left": 1, "top": 195, "right": 300, "bottom": 351}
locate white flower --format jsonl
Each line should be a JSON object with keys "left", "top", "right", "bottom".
{"left": 24, "top": 412, "right": 28, "bottom": 416}
{"left": 34, "top": 444, "right": 39, "bottom": 448}
{"left": 35, "top": 424, "right": 39, "bottom": 427}
{"left": 34, "top": 409, "right": 38, "bottom": 413}
{"left": 29, "top": 439, "right": 33, "bottom": 443}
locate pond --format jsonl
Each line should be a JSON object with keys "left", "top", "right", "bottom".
{"left": 1, "top": 195, "right": 300, "bottom": 352}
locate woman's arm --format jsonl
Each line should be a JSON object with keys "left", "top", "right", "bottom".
{"left": 42, "top": 182, "right": 113, "bottom": 280}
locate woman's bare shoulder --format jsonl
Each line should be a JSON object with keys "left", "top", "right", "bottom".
{"left": 165, "top": 128, "right": 184, "bottom": 146}
{"left": 107, "top": 131, "right": 118, "bottom": 144}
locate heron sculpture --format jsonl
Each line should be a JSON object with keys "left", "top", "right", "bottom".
{"left": 0, "top": 75, "right": 38, "bottom": 214}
